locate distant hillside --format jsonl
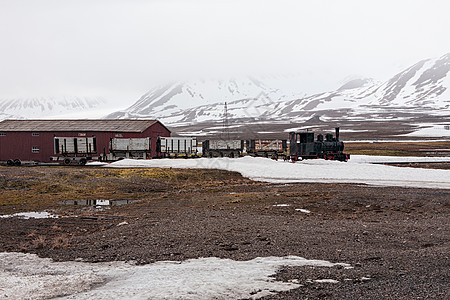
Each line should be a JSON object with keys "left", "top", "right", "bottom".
{"left": 0, "top": 97, "right": 107, "bottom": 120}
{"left": 107, "top": 54, "right": 450, "bottom": 125}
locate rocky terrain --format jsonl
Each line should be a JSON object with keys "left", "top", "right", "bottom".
{"left": 0, "top": 154, "right": 449, "bottom": 299}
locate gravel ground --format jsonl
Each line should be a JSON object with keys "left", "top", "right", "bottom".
{"left": 0, "top": 167, "right": 449, "bottom": 299}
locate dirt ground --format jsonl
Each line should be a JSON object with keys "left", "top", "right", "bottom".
{"left": 0, "top": 162, "right": 449, "bottom": 299}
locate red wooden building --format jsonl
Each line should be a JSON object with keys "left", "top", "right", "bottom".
{"left": 0, "top": 119, "right": 170, "bottom": 164}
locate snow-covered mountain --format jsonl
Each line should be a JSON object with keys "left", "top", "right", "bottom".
{"left": 2, "top": 54, "right": 449, "bottom": 124}
{"left": 267, "top": 53, "right": 450, "bottom": 122}
{"left": 106, "top": 77, "right": 291, "bottom": 122}
{"left": 107, "top": 54, "right": 450, "bottom": 125}
{"left": 0, "top": 97, "right": 108, "bottom": 120}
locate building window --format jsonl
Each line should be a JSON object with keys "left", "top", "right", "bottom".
{"left": 32, "top": 146, "right": 40, "bottom": 153}
{"left": 32, "top": 133, "right": 40, "bottom": 136}
{"left": 0, "top": 133, "right": 5, "bottom": 136}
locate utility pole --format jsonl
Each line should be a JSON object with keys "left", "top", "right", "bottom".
{"left": 223, "top": 102, "right": 230, "bottom": 140}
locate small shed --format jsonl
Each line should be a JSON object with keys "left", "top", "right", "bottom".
{"left": 0, "top": 119, "right": 171, "bottom": 163}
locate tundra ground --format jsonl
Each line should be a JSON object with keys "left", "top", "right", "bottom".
{"left": 0, "top": 144, "right": 449, "bottom": 299}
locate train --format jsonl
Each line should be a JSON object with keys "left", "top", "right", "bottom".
{"left": 47, "top": 127, "right": 348, "bottom": 165}
{"left": 288, "top": 127, "right": 349, "bottom": 162}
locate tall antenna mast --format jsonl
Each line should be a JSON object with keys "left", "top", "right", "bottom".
{"left": 223, "top": 102, "right": 230, "bottom": 140}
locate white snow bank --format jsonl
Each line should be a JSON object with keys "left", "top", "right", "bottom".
{"left": 0, "top": 212, "right": 57, "bottom": 219}
{"left": 0, "top": 252, "right": 349, "bottom": 300}
{"left": 349, "top": 154, "right": 450, "bottom": 164}
{"left": 105, "top": 156, "right": 450, "bottom": 189}
{"left": 85, "top": 161, "right": 109, "bottom": 166}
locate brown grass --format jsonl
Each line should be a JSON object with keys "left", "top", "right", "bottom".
{"left": 32, "top": 235, "right": 46, "bottom": 249}
{"left": 51, "top": 234, "right": 71, "bottom": 249}
{"left": 346, "top": 141, "right": 450, "bottom": 156}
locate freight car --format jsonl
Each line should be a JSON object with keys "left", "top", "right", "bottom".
{"left": 156, "top": 137, "right": 200, "bottom": 158}
{"left": 52, "top": 136, "right": 98, "bottom": 165}
{"left": 202, "top": 140, "right": 244, "bottom": 158}
{"left": 107, "top": 137, "right": 152, "bottom": 160}
{"left": 246, "top": 139, "right": 288, "bottom": 159}
{"left": 289, "top": 127, "right": 349, "bottom": 162}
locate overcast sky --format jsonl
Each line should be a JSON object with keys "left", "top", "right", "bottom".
{"left": 0, "top": 0, "right": 449, "bottom": 105}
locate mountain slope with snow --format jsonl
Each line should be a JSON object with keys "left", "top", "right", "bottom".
{"left": 1, "top": 54, "right": 449, "bottom": 124}
{"left": 106, "top": 78, "right": 291, "bottom": 123}
{"left": 0, "top": 97, "right": 108, "bottom": 120}
{"left": 107, "top": 54, "right": 450, "bottom": 125}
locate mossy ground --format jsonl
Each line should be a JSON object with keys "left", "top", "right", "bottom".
{"left": 0, "top": 166, "right": 251, "bottom": 215}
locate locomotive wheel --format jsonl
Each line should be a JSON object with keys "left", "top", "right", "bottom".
{"left": 6, "top": 159, "right": 14, "bottom": 166}
{"left": 14, "top": 159, "right": 21, "bottom": 166}
{"left": 79, "top": 158, "right": 87, "bottom": 165}
{"left": 63, "top": 158, "right": 71, "bottom": 165}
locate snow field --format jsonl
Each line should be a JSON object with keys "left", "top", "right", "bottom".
{"left": 105, "top": 155, "right": 450, "bottom": 189}
{"left": 0, "top": 253, "right": 350, "bottom": 300}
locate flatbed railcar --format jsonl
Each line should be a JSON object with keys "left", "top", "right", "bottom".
{"left": 156, "top": 137, "right": 200, "bottom": 158}
{"left": 246, "top": 139, "right": 288, "bottom": 159}
{"left": 107, "top": 137, "right": 152, "bottom": 160}
{"left": 202, "top": 140, "right": 244, "bottom": 158}
{"left": 289, "top": 127, "right": 349, "bottom": 162}
{"left": 51, "top": 136, "right": 98, "bottom": 165}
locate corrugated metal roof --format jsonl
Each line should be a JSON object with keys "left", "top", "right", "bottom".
{"left": 0, "top": 119, "right": 162, "bottom": 133}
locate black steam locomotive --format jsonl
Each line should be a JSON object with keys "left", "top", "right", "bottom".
{"left": 289, "top": 127, "right": 349, "bottom": 162}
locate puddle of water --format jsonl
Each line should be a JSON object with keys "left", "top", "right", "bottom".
{"left": 61, "top": 199, "right": 137, "bottom": 206}
{"left": 0, "top": 212, "right": 58, "bottom": 219}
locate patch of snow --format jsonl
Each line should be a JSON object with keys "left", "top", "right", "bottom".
{"left": 339, "top": 129, "right": 375, "bottom": 133}
{"left": 346, "top": 139, "right": 450, "bottom": 143}
{"left": 283, "top": 125, "right": 327, "bottom": 132}
{"left": 205, "top": 124, "right": 243, "bottom": 130}
{"left": 177, "top": 131, "right": 214, "bottom": 136}
{"left": 314, "top": 279, "right": 340, "bottom": 284}
{"left": 296, "top": 209, "right": 311, "bottom": 214}
{"left": 86, "top": 162, "right": 109, "bottom": 166}
{"left": 0, "top": 253, "right": 349, "bottom": 300}
{"left": 273, "top": 204, "right": 290, "bottom": 207}
{"left": 105, "top": 156, "right": 450, "bottom": 189}
{"left": 349, "top": 155, "right": 450, "bottom": 164}
{"left": 0, "top": 212, "right": 57, "bottom": 219}
{"left": 400, "top": 123, "right": 450, "bottom": 137}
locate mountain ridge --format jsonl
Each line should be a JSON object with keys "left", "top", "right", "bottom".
{"left": 1, "top": 54, "right": 449, "bottom": 123}
{"left": 107, "top": 53, "right": 450, "bottom": 125}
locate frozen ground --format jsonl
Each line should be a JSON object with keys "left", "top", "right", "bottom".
{"left": 0, "top": 252, "right": 350, "bottom": 300}
{"left": 105, "top": 155, "right": 450, "bottom": 189}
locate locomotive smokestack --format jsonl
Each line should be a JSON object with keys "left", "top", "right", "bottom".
{"left": 335, "top": 127, "right": 340, "bottom": 141}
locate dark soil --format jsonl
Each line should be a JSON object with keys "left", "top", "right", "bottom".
{"left": 0, "top": 166, "right": 449, "bottom": 299}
